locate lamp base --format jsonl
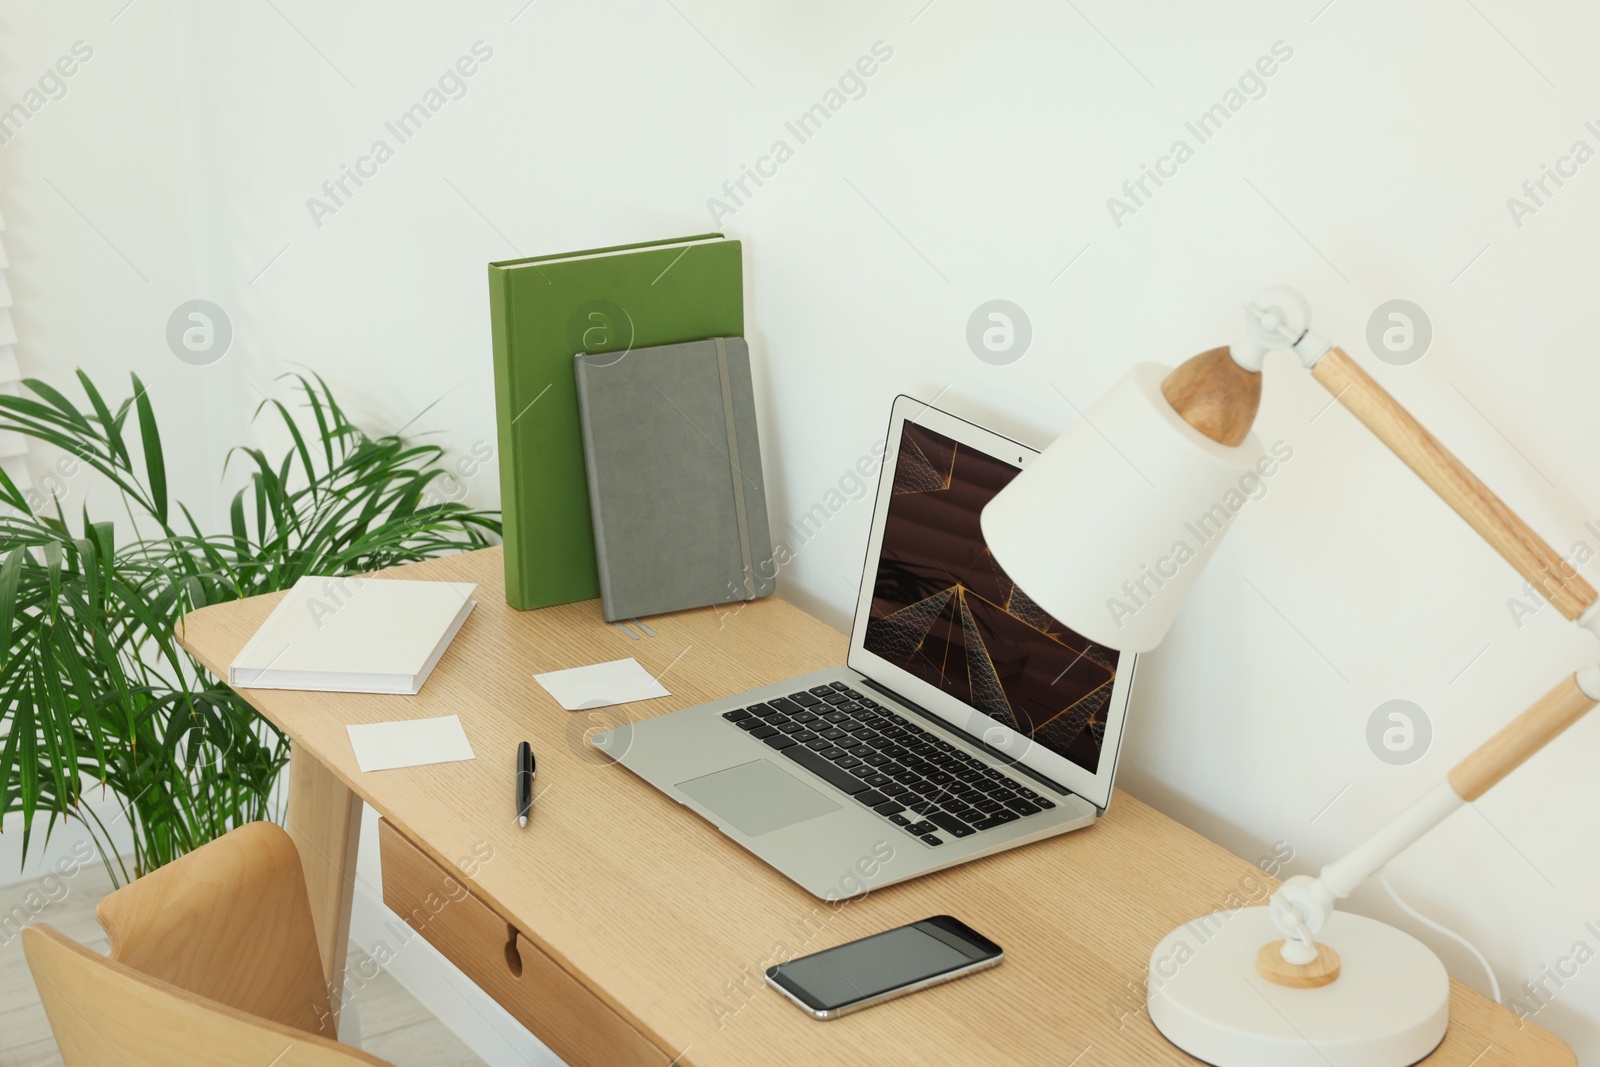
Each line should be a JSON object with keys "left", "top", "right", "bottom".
{"left": 1147, "top": 908, "right": 1449, "bottom": 1067}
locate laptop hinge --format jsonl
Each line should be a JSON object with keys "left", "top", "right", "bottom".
{"left": 857, "top": 678, "right": 1087, "bottom": 806}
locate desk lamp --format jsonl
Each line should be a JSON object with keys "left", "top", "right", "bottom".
{"left": 981, "top": 288, "right": 1600, "bottom": 1067}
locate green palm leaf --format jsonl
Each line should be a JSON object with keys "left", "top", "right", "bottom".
{"left": 0, "top": 371, "right": 499, "bottom": 882}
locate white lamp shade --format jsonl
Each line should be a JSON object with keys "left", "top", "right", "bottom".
{"left": 981, "top": 363, "right": 1265, "bottom": 652}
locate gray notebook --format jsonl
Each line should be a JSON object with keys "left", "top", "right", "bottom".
{"left": 574, "top": 337, "right": 775, "bottom": 621}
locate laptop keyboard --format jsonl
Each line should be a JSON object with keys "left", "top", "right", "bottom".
{"left": 721, "top": 681, "right": 1057, "bottom": 848}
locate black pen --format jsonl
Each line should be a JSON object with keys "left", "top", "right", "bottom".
{"left": 517, "top": 740, "right": 536, "bottom": 827}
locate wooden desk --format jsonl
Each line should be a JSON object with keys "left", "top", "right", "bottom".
{"left": 177, "top": 547, "right": 1574, "bottom": 1066}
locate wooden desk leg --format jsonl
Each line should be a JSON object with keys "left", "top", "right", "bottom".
{"left": 284, "top": 741, "right": 363, "bottom": 1038}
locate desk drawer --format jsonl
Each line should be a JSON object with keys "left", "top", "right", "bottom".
{"left": 377, "top": 819, "right": 666, "bottom": 1067}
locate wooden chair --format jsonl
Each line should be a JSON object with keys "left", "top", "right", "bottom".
{"left": 23, "top": 821, "right": 392, "bottom": 1066}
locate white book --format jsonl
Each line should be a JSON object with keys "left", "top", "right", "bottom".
{"left": 230, "top": 576, "right": 477, "bottom": 694}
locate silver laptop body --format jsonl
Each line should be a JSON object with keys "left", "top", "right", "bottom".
{"left": 594, "top": 397, "right": 1138, "bottom": 900}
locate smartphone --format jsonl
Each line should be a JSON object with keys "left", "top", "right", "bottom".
{"left": 765, "top": 915, "right": 1003, "bottom": 1019}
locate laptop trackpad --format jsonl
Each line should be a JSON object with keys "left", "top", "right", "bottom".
{"left": 677, "top": 759, "right": 841, "bottom": 837}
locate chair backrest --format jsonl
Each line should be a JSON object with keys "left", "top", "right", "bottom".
{"left": 95, "top": 821, "right": 333, "bottom": 1035}
{"left": 23, "top": 924, "right": 392, "bottom": 1067}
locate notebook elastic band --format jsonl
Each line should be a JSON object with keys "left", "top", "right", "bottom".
{"left": 715, "top": 337, "right": 756, "bottom": 599}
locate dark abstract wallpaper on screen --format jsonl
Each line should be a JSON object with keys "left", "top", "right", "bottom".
{"left": 863, "top": 421, "right": 1118, "bottom": 774}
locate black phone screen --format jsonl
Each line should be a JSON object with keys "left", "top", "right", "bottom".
{"left": 766, "top": 916, "right": 1001, "bottom": 1012}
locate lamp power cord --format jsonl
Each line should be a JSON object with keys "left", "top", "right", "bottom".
{"left": 1378, "top": 866, "right": 1501, "bottom": 1004}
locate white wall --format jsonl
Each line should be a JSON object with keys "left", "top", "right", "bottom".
{"left": 7, "top": 0, "right": 1600, "bottom": 1059}
{"left": 0, "top": 0, "right": 202, "bottom": 875}
{"left": 0, "top": 0, "right": 213, "bottom": 511}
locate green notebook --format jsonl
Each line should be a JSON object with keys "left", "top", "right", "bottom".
{"left": 488, "top": 234, "right": 744, "bottom": 610}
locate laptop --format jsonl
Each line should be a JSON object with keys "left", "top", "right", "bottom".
{"left": 593, "top": 396, "right": 1137, "bottom": 900}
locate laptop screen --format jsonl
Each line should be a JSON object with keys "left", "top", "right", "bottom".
{"left": 849, "top": 402, "right": 1132, "bottom": 804}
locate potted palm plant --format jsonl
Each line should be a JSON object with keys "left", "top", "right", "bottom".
{"left": 0, "top": 371, "right": 498, "bottom": 884}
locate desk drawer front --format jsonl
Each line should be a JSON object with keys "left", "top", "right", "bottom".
{"left": 377, "top": 819, "right": 666, "bottom": 1067}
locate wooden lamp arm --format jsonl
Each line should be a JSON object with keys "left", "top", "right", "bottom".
{"left": 1275, "top": 667, "right": 1600, "bottom": 959}
{"left": 1167, "top": 291, "right": 1595, "bottom": 619}
{"left": 1310, "top": 346, "right": 1599, "bottom": 621}
{"left": 1285, "top": 347, "right": 1600, "bottom": 920}
{"left": 1301, "top": 345, "right": 1600, "bottom": 800}
{"left": 1448, "top": 670, "right": 1600, "bottom": 802}
{"left": 1164, "top": 339, "right": 1597, "bottom": 620}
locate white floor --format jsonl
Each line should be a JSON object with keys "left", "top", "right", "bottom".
{"left": 0, "top": 861, "right": 485, "bottom": 1067}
